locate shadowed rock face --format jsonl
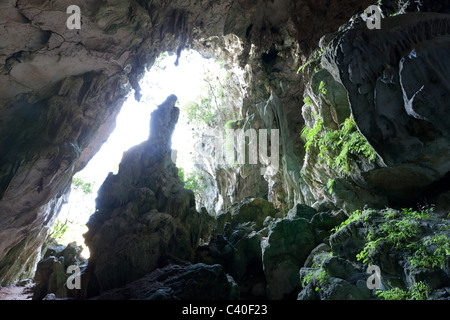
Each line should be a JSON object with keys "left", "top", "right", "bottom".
{"left": 90, "top": 263, "right": 239, "bottom": 300}
{"left": 2, "top": 0, "right": 450, "bottom": 300}
{"left": 0, "top": 0, "right": 374, "bottom": 285}
{"left": 82, "top": 95, "right": 213, "bottom": 297}
{"left": 322, "top": 12, "right": 450, "bottom": 205}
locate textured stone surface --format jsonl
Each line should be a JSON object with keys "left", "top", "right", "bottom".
{"left": 90, "top": 263, "right": 239, "bottom": 300}
{"left": 32, "top": 242, "right": 86, "bottom": 300}
{"left": 261, "top": 217, "right": 318, "bottom": 299}
{"left": 202, "top": 198, "right": 279, "bottom": 299}
{"left": 2, "top": 0, "right": 450, "bottom": 301}
{"left": 298, "top": 207, "right": 450, "bottom": 300}
{"left": 82, "top": 95, "right": 214, "bottom": 297}
{"left": 321, "top": 12, "right": 450, "bottom": 205}
{"left": 0, "top": 0, "right": 374, "bottom": 285}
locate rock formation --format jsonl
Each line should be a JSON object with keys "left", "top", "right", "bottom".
{"left": 82, "top": 95, "right": 213, "bottom": 297}
{"left": 321, "top": 11, "right": 450, "bottom": 207}
{"left": 32, "top": 241, "right": 86, "bottom": 300}
{"left": 0, "top": 0, "right": 374, "bottom": 286}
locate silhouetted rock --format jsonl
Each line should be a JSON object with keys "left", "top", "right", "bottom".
{"left": 83, "top": 96, "right": 214, "bottom": 297}
{"left": 91, "top": 263, "right": 239, "bottom": 300}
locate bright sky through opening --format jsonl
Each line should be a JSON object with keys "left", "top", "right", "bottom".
{"left": 57, "top": 50, "right": 222, "bottom": 256}
{"left": 80, "top": 50, "right": 220, "bottom": 185}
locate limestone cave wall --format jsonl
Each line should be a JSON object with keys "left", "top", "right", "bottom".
{"left": 0, "top": 0, "right": 372, "bottom": 285}
{"left": 1, "top": 0, "right": 450, "bottom": 301}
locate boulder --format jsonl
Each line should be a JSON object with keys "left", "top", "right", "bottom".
{"left": 311, "top": 210, "right": 347, "bottom": 231}
{"left": 322, "top": 12, "right": 450, "bottom": 205}
{"left": 261, "top": 218, "right": 317, "bottom": 299}
{"left": 286, "top": 203, "right": 317, "bottom": 220}
{"left": 329, "top": 220, "right": 367, "bottom": 260}
{"left": 91, "top": 263, "right": 239, "bottom": 300}
{"left": 205, "top": 198, "right": 279, "bottom": 298}
{"left": 32, "top": 242, "right": 86, "bottom": 300}
{"left": 229, "top": 198, "right": 279, "bottom": 230}
{"left": 83, "top": 96, "right": 214, "bottom": 297}
{"left": 322, "top": 256, "right": 361, "bottom": 280}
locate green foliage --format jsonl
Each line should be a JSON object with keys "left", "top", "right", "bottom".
{"left": 49, "top": 219, "right": 70, "bottom": 243}
{"left": 72, "top": 176, "right": 94, "bottom": 195}
{"left": 302, "top": 271, "right": 314, "bottom": 287}
{"left": 353, "top": 207, "right": 450, "bottom": 272}
{"left": 297, "top": 48, "right": 324, "bottom": 74}
{"left": 376, "top": 282, "right": 431, "bottom": 300}
{"left": 177, "top": 167, "right": 186, "bottom": 182}
{"left": 356, "top": 236, "right": 380, "bottom": 263}
{"left": 297, "top": 59, "right": 316, "bottom": 74}
{"left": 330, "top": 207, "right": 447, "bottom": 268}
{"left": 302, "top": 268, "right": 329, "bottom": 292}
{"left": 224, "top": 119, "right": 235, "bottom": 130}
{"left": 178, "top": 167, "right": 207, "bottom": 196}
{"left": 331, "top": 209, "right": 365, "bottom": 234}
{"left": 330, "top": 206, "right": 449, "bottom": 300}
{"left": 304, "top": 96, "right": 311, "bottom": 107}
{"left": 318, "top": 81, "right": 327, "bottom": 95}
{"left": 183, "top": 60, "right": 236, "bottom": 128}
{"left": 301, "top": 116, "right": 376, "bottom": 176}
{"left": 316, "top": 269, "right": 328, "bottom": 284}
{"left": 409, "top": 233, "right": 450, "bottom": 270}
{"left": 301, "top": 112, "right": 324, "bottom": 155}
{"left": 356, "top": 208, "right": 430, "bottom": 264}
{"left": 185, "top": 97, "right": 216, "bottom": 125}
{"left": 302, "top": 252, "right": 330, "bottom": 292}
{"left": 327, "top": 178, "right": 335, "bottom": 194}
{"left": 314, "top": 269, "right": 329, "bottom": 292}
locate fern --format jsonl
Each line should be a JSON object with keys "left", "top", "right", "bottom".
{"left": 376, "top": 282, "right": 431, "bottom": 300}
{"left": 301, "top": 116, "right": 376, "bottom": 176}
{"left": 327, "top": 179, "right": 335, "bottom": 194}
{"left": 301, "top": 112, "right": 324, "bottom": 155}
{"left": 297, "top": 48, "right": 324, "bottom": 74}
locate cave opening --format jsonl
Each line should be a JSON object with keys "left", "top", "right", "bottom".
{"left": 51, "top": 49, "right": 234, "bottom": 258}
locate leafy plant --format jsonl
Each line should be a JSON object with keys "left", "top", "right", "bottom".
{"left": 302, "top": 271, "right": 314, "bottom": 287}
{"left": 327, "top": 178, "right": 335, "bottom": 194}
{"left": 356, "top": 235, "right": 380, "bottom": 263}
{"left": 301, "top": 112, "right": 324, "bottom": 155}
{"left": 316, "top": 269, "right": 328, "bottom": 284}
{"left": 302, "top": 268, "right": 329, "bottom": 293}
{"left": 72, "top": 176, "right": 94, "bottom": 195}
{"left": 318, "top": 81, "right": 327, "bottom": 95}
{"left": 304, "top": 96, "right": 311, "bottom": 107}
{"left": 355, "top": 207, "right": 450, "bottom": 273}
{"left": 178, "top": 167, "right": 207, "bottom": 198}
{"left": 409, "top": 233, "right": 450, "bottom": 270}
{"left": 301, "top": 116, "right": 376, "bottom": 176}
{"left": 376, "top": 282, "right": 431, "bottom": 300}
{"left": 356, "top": 208, "right": 430, "bottom": 264}
{"left": 49, "top": 219, "right": 70, "bottom": 243}
{"left": 297, "top": 48, "right": 324, "bottom": 74}
{"left": 185, "top": 97, "right": 216, "bottom": 125}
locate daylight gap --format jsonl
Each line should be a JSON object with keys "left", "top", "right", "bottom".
{"left": 50, "top": 50, "right": 234, "bottom": 259}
